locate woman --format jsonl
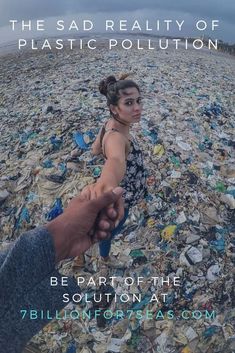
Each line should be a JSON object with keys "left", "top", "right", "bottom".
{"left": 82, "top": 74, "right": 147, "bottom": 265}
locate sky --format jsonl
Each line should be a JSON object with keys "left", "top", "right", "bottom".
{"left": 0, "top": 0, "right": 234, "bottom": 45}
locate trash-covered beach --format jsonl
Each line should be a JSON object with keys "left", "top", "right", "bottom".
{"left": 0, "top": 43, "right": 235, "bottom": 352}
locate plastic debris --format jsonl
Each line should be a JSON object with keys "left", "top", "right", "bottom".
{"left": 42, "top": 159, "right": 54, "bottom": 168}
{"left": 161, "top": 225, "right": 177, "bottom": 241}
{"left": 73, "top": 131, "right": 94, "bottom": 150}
{"left": 0, "top": 189, "right": 9, "bottom": 203}
{"left": 50, "top": 135, "right": 63, "bottom": 151}
{"left": 46, "top": 198, "right": 63, "bottom": 221}
{"left": 66, "top": 341, "right": 77, "bottom": 353}
{"left": 203, "top": 326, "right": 220, "bottom": 338}
{"left": 176, "top": 211, "right": 187, "bottom": 224}
{"left": 0, "top": 40, "right": 234, "bottom": 353}
{"left": 181, "top": 347, "right": 192, "bottom": 353}
{"left": 206, "top": 264, "right": 220, "bottom": 282}
{"left": 93, "top": 166, "right": 102, "bottom": 177}
{"left": 185, "top": 327, "right": 198, "bottom": 342}
{"left": 15, "top": 206, "right": 30, "bottom": 229}
{"left": 153, "top": 144, "right": 165, "bottom": 158}
{"left": 221, "top": 194, "right": 235, "bottom": 209}
{"left": 176, "top": 138, "right": 192, "bottom": 151}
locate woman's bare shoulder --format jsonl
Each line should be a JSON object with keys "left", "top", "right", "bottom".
{"left": 103, "top": 131, "right": 130, "bottom": 159}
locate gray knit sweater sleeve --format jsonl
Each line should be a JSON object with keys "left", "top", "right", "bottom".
{"left": 0, "top": 226, "right": 79, "bottom": 353}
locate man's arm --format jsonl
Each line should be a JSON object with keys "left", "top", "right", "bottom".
{"left": 0, "top": 227, "right": 78, "bottom": 353}
{"left": 0, "top": 227, "right": 58, "bottom": 301}
{"left": 0, "top": 188, "right": 123, "bottom": 353}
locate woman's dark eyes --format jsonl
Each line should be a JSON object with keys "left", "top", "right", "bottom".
{"left": 125, "top": 99, "right": 142, "bottom": 105}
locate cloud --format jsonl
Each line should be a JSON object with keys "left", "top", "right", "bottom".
{"left": 0, "top": 0, "right": 67, "bottom": 24}
{"left": 0, "top": 0, "right": 234, "bottom": 42}
{"left": 69, "top": 0, "right": 235, "bottom": 25}
{"left": 0, "top": 0, "right": 235, "bottom": 24}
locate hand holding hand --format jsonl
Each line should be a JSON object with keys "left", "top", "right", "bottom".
{"left": 81, "top": 181, "right": 125, "bottom": 222}
{"left": 46, "top": 187, "right": 123, "bottom": 262}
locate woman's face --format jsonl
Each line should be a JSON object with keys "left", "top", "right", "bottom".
{"left": 111, "top": 87, "right": 143, "bottom": 124}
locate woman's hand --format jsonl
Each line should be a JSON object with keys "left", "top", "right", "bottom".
{"left": 81, "top": 181, "right": 125, "bottom": 223}
{"left": 80, "top": 183, "right": 96, "bottom": 200}
{"left": 81, "top": 181, "right": 115, "bottom": 200}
